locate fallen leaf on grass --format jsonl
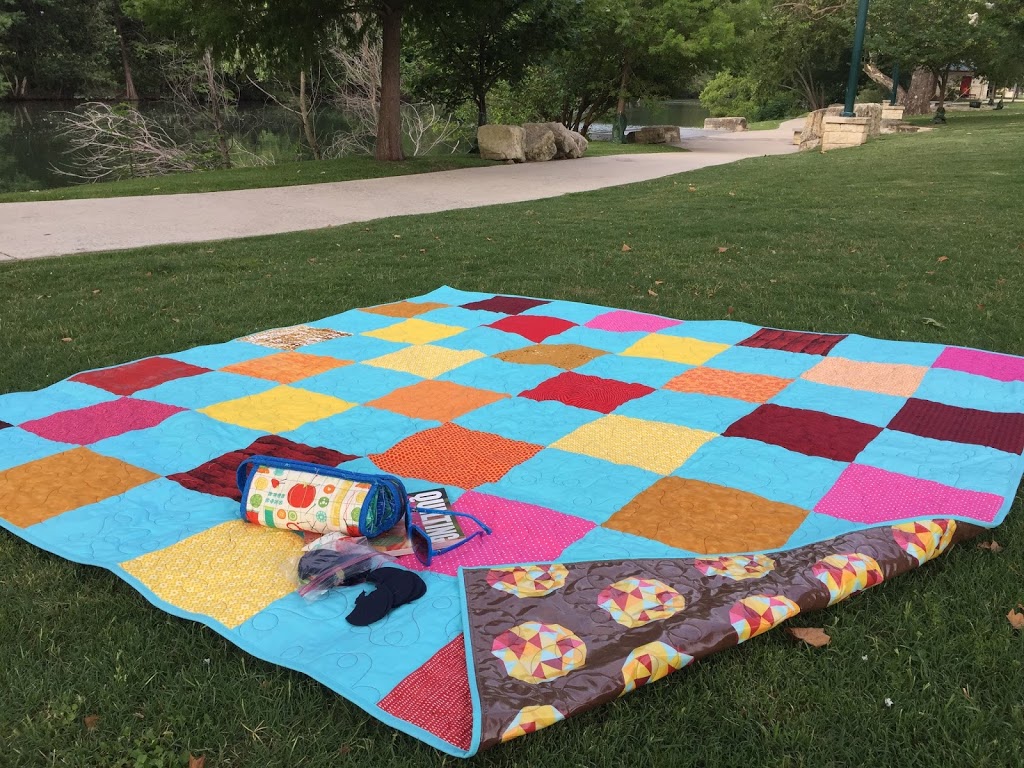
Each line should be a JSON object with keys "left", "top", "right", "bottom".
{"left": 83, "top": 715, "right": 100, "bottom": 731}
{"left": 188, "top": 756, "right": 206, "bottom": 768}
{"left": 925, "top": 270, "right": 936, "bottom": 275}
{"left": 91, "top": 289, "right": 101, "bottom": 294}
{"left": 1008, "top": 608, "right": 1024, "bottom": 630}
{"left": 654, "top": 280, "right": 664, "bottom": 286}
{"left": 787, "top": 627, "right": 831, "bottom": 647}
{"left": 726, "top": 306, "right": 735, "bottom": 316}
{"left": 647, "top": 289, "right": 658, "bottom": 297}
{"left": 688, "top": 185, "right": 697, "bottom": 192}
{"left": 922, "top": 317, "right": 945, "bottom": 328}
{"left": 60, "top": 337, "right": 73, "bottom": 343}
{"left": 937, "top": 256, "right": 949, "bottom": 262}
{"left": 728, "top": 191, "right": 736, "bottom": 197}
{"left": 717, "top": 246, "right": 729, "bottom": 253}
{"left": 621, "top": 244, "right": 632, "bottom": 252}
{"left": 977, "top": 303, "right": 986, "bottom": 311}
{"left": 977, "top": 540, "right": 1003, "bottom": 553}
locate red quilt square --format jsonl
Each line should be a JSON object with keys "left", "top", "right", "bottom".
{"left": 487, "top": 315, "right": 576, "bottom": 343}
{"left": 724, "top": 403, "right": 882, "bottom": 462}
{"left": 71, "top": 357, "right": 210, "bottom": 396}
{"left": 20, "top": 398, "right": 185, "bottom": 445}
{"left": 462, "top": 295, "right": 549, "bottom": 315}
{"left": 520, "top": 371, "right": 655, "bottom": 414}
{"left": 378, "top": 636, "right": 472, "bottom": 751}
{"left": 168, "top": 435, "right": 357, "bottom": 500}
{"left": 888, "top": 398, "right": 1024, "bottom": 455}
{"left": 739, "top": 328, "right": 847, "bottom": 356}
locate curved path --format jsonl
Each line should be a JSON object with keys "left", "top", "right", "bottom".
{"left": 0, "top": 120, "right": 802, "bottom": 261}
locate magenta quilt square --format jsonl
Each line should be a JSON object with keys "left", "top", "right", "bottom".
{"left": 816, "top": 464, "right": 1004, "bottom": 525}
{"left": 519, "top": 371, "right": 655, "bottom": 414}
{"left": 20, "top": 397, "right": 185, "bottom": 445}
{"left": 724, "top": 403, "right": 882, "bottom": 462}
{"left": 739, "top": 328, "right": 847, "bottom": 356}
{"left": 168, "top": 434, "right": 357, "bottom": 501}
{"left": 71, "top": 357, "right": 210, "bottom": 396}
{"left": 585, "top": 310, "right": 683, "bottom": 334}
{"left": 932, "top": 347, "right": 1024, "bottom": 383}
{"left": 488, "top": 315, "right": 577, "bottom": 343}
{"left": 888, "top": 398, "right": 1024, "bottom": 455}
{"left": 395, "top": 490, "right": 596, "bottom": 576}
{"left": 462, "top": 296, "right": 550, "bottom": 315}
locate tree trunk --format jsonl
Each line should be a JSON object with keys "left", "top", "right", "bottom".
{"left": 298, "top": 70, "right": 321, "bottom": 160}
{"left": 476, "top": 92, "right": 488, "bottom": 127}
{"left": 375, "top": 2, "right": 405, "bottom": 162}
{"left": 936, "top": 68, "right": 951, "bottom": 109}
{"left": 903, "top": 67, "right": 936, "bottom": 116}
{"left": 615, "top": 60, "right": 630, "bottom": 118}
{"left": 863, "top": 61, "right": 906, "bottom": 103}
{"left": 113, "top": 1, "right": 138, "bottom": 101}
{"left": 203, "top": 49, "right": 232, "bottom": 169}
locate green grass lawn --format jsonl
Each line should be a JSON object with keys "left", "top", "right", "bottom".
{"left": 0, "top": 142, "right": 681, "bottom": 204}
{"left": 2, "top": 109, "right": 1023, "bottom": 767}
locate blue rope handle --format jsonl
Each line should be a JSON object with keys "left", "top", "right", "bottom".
{"left": 235, "top": 456, "right": 408, "bottom": 537}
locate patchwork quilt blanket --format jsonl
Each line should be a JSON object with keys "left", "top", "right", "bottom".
{"left": 1, "top": 286, "right": 1022, "bottom": 756}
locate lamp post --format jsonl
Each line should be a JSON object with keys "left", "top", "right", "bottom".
{"left": 890, "top": 63, "right": 900, "bottom": 106}
{"left": 842, "top": 0, "right": 871, "bottom": 117}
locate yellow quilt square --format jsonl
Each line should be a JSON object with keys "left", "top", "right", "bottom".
{"left": 553, "top": 415, "right": 716, "bottom": 475}
{"left": 363, "top": 318, "right": 464, "bottom": 345}
{"left": 122, "top": 521, "right": 301, "bottom": 629}
{"left": 621, "top": 334, "right": 729, "bottom": 366}
{"left": 364, "top": 345, "right": 484, "bottom": 379}
{"left": 200, "top": 385, "right": 353, "bottom": 432}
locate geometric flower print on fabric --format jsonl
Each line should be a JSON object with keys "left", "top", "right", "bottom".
{"left": 597, "top": 577, "right": 686, "bottom": 628}
{"left": 738, "top": 328, "right": 847, "bottom": 356}
{"left": 488, "top": 315, "right": 577, "bottom": 344}
{"left": 240, "top": 325, "right": 350, "bottom": 351}
{"left": 729, "top": 595, "right": 801, "bottom": 643}
{"left": 500, "top": 705, "right": 565, "bottom": 743}
{"left": 811, "top": 553, "right": 884, "bottom": 605}
{"left": 492, "top": 622, "right": 587, "bottom": 684}
{"left": 70, "top": 356, "right": 210, "bottom": 396}
{"left": 167, "top": 434, "right": 356, "bottom": 501}
{"left": 519, "top": 371, "right": 654, "bottom": 414}
{"left": 20, "top": 397, "right": 185, "bottom": 446}
{"left": 694, "top": 554, "right": 776, "bottom": 581}
{"left": 891, "top": 519, "right": 958, "bottom": 565}
{"left": 487, "top": 564, "right": 569, "bottom": 598}
{"left": 377, "top": 635, "right": 473, "bottom": 751}
{"left": 621, "top": 641, "right": 693, "bottom": 695}
{"left": 463, "top": 295, "right": 550, "bottom": 315}
{"left": 723, "top": 403, "right": 882, "bottom": 463}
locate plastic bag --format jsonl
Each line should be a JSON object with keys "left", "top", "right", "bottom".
{"left": 292, "top": 534, "right": 396, "bottom": 601}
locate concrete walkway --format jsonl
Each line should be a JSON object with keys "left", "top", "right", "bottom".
{"left": 0, "top": 120, "right": 802, "bottom": 261}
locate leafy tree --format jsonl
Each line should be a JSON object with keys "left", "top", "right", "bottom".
{"left": 969, "top": 0, "right": 1024, "bottom": 96}
{"left": 411, "top": 0, "right": 571, "bottom": 126}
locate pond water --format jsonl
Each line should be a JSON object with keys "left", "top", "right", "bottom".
{"left": 0, "top": 98, "right": 710, "bottom": 192}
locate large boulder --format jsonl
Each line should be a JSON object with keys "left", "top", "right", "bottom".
{"left": 523, "top": 123, "right": 558, "bottom": 162}
{"left": 571, "top": 130, "right": 589, "bottom": 157}
{"left": 703, "top": 116, "right": 748, "bottom": 132}
{"left": 625, "top": 125, "right": 680, "bottom": 144}
{"left": 477, "top": 124, "right": 525, "bottom": 162}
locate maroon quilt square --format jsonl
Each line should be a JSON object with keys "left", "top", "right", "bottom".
{"left": 71, "top": 357, "right": 210, "bottom": 396}
{"left": 21, "top": 397, "right": 185, "bottom": 445}
{"left": 888, "top": 398, "right": 1024, "bottom": 455}
{"left": 724, "top": 403, "right": 882, "bottom": 462}
{"left": 0, "top": 420, "right": 10, "bottom": 431}
{"left": 461, "top": 295, "right": 549, "bottom": 315}
{"left": 487, "top": 315, "right": 576, "bottom": 343}
{"left": 739, "top": 328, "right": 847, "bottom": 356}
{"left": 520, "top": 371, "right": 655, "bottom": 414}
{"left": 168, "top": 435, "right": 357, "bottom": 500}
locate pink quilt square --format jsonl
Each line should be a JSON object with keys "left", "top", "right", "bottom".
{"left": 397, "top": 491, "right": 595, "bottom": 577}
{"left": 487, "top": 315, "right": 576, "bottom": 343}
{"left": 20, "top": 397, "right": 185, "bottom": 445}
{"left": 585, "top": 310, "right": 682, "bottom": 333}
{"left": 71, "top": 357, "right": 210, "bottom": 396}
{"left": 933, "top": 347, "right": 1024, "bottom": 383}
{"left": 815, "top": 464, "right": 1004, "bottom": 525}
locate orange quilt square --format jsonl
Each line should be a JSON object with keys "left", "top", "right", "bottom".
{"left": 222, "top": 352, "right": 351, "bottom": 384}
{"left": 495, "top": 344, "right": 606, "bottom": 370}
{"left": 371, "top": 423, "right": 541, "bottom": 488}
{"left": 604, "top": 476, "right": 807, "bottom": 554}
{"left": 664, "top": 367, "right": 792, "bottom": 403}
{"left": 0, "top": 448, "right": 158, "bottom": 528}
{"left": 361, "top": 301, "right": 448, "bottom": 318}
{"left": 368, "top": 380, "right": 507, "bottom": 422}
